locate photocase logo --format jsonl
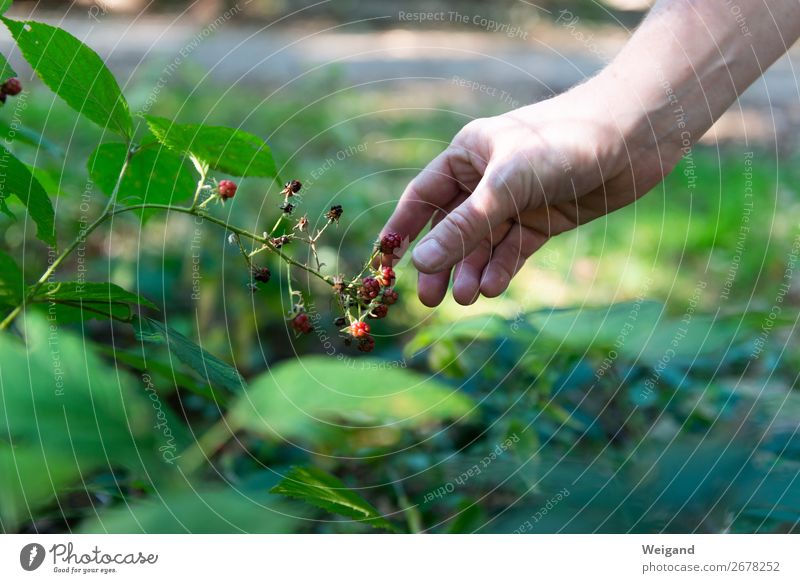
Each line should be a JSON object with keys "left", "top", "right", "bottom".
{"left": 19, "top": 543, "right": 46, "bottom": 571}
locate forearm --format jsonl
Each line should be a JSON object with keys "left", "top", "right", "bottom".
{"left": 591, "top": 0, "right": 800, "bottom": 155}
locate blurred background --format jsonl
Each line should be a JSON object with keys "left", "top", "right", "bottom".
{"left": 2, "top": 0, "right": 800, "bottom": 534}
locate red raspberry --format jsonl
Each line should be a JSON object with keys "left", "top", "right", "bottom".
{"left": 291, "top": 312, "right": 313, "bottom": 334}
{"left": 252, "top": 266, "right": 271, "bottom": 283}
{"left": 382, "top": 288, "right": 398, "bottom": 305}
{"left": 350, "top": 320, "right": 370, "bottom": 338}
{"left": 380, "top": 232, "right": 402, "bottom": 254}
{"left": 378, "top": 266, "right": 395, "bottom": 287}
{"left": 358, "top": 335, "right": 375, "bottom": 353}
{"left": 369, "top": 304, "right": 389, "bottom": 319}
{"left": 359, "top": 277, "right": 381, "bottom": 301}
{"left": 2, "top": 78, "right": 21, "bottom": 97}
{"left": 218, "top": 180, "right": 237, "bottom": 200}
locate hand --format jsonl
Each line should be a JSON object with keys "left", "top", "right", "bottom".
{"left": 381, "top": 80, "right": 682, "bottom": 307}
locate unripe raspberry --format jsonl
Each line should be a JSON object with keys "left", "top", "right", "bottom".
{"left": 379, "top": 232, "right": 402, "bottom": 254}
{"left": 218, "top": 180, "right": 237, "bottom": 200}
{"left": 359, "top": 277, "right": 381, "bottom": 301}
{"left": 350, "top": 320, "right": 370, "bottom": 338}
{"left": 291, "top": 312, "right": 313, "bottom": 334}
{"left": 369, "top": 304, "right": 389, "bottom": 319}
{"left": 378, "top": 266, "right": 395, "bottom": 287}
{"left": 252, "top": 266, "right": 271, "bottom": 284}
{"left": 358, "top": 335, "right": 375, "bottom": 353}
{"left": 382, "top": 288, "right": 398, "bottom": 305}
{"left": 2, "top": 78, "right": 21, "bottom": 97}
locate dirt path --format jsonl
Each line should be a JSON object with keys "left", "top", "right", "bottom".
{"left": 4, "top": 16, "right": 799, "bottom": 149}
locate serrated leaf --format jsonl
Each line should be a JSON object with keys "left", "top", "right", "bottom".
{"left": 0, "top": 119, "right": 62, "bottom": 156}
{"left": 0, "top": 144, "right": 55, "bottom": 245}
{"left": 271, "top": 466, "right": 399, "bottom": 532}
{"left": 0, "top": 249, "right": 23, "bottom": 306}
{"left": 144, "top": 115, "right": 277, "bottom": 178}
{"left": 133, "top": 316, "right": 246, "bottom": 393}
{"left": 88, "top": 142, "right": 196, "bottom": 212}
{"left": 230, "top": 356, "right": 474, "bottom": 445}
{"left": 3, "top": 17, "right": 133, "bottom": 139}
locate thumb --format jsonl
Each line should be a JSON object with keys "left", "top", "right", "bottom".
{"left": 412, "top": 169, "right": 511, "bottom": 274}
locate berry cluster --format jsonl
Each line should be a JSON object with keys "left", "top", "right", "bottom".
{"left": 216, "top": 175, "right": 401, "bottom": 353}
{"left": 329, "top": 232, "right": 403, "bottom": 353}
{"left": 0, "top": 77, "right": 22, "bottom": 104}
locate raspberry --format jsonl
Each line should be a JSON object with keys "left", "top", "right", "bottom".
{"left": 291, "top": 312, "right": 313, "bottom": 334}
{"left": 2, "top": 78, "right": 21, "bottom": 97}
{"left": 326, "top": 205, "right": 343, "bottom": 223}
{"left": 369, "top": 304, "right": 389, "bottom": 319}
{"left": 218, "top": 180, "right": 237, "bottom": 200}
{"left": 359, "top": 277, "right": 381, "bottom": 301}
{"left": 350, "top": 320, "right": 370, "bottom": 338}
{"left": 382, "top": 288, "right": 398, "bottom": 305}
{"left": 380, "top": 232, "right": 403, "bottom": 254}
{"left": 358, "top": 335, "right": 375, "bottom": 353}
{"left": 377, "top": 266, "right": 395, "bottom": 287}
{"left": 282, "top": 180, "right": 302, "bottom": 196}
{"left": 252, "top": 266, "right": 271, "bottom": 283}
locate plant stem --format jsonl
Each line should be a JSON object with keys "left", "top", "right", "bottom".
{"left": 0, "top": 148, "right": 134, "bottom": 331}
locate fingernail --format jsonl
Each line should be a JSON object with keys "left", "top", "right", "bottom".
{"left": 413, "top": 238, "right": 447, "bottom": 271}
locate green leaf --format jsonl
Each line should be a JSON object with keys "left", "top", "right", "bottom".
{"left": 0, "top": 144, "right": 55, "bottom": 245}
{"left": 0, "top": 51, "right": 16, "bottom": 80}
{"left": 88, "top": 142, "right": 197, "bottom": 211}
{"left": 0, "top": 1, "right": 11, "bottom": 16}
{"left": 0, "top": 249, "right": 23, "bottom": 306}
{"left": 3, "top": 17, "right": 133, "bottom": 139}
{"left": 29, "top": 281, "right": 157, "bottom": 322}
{"left": 144, "top": 115, "right": 277, "bottom": 178}
{"left": 0, "top": 315, "right": 185, "bottom": 530}
{"left": 79, "top": 487, "right": 300, "bottom": 534}
{"left": 271, "top": 466, "right": 399, "bottom": 532}
{"left": 230, "top": 356, "right": 474, "bottom": 445}
{"left": 133, "top": 316, "right": 246, "bottom": 393}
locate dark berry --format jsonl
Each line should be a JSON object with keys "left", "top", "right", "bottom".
{"left": 378, "top": 266, "right": 395, "bottom": 287}
{"left": 0, "top": 93, "right": 6, "bottom": 104}
{"left": 358, "top": 335, "right": 376, "bottom": 353}
{"left": 252, "top": 266, "right": 271, "bottom": 284}
{"left": 218, "top": 180, "right": 237, "bottom": 200}
{"left": 326, "top": 205, "right": 343, "bottom": 223}
{"left": 359, "top": 277, "right": 381, "bottom": 301}
{"left": 369, "top": 304, "right": 389, "bottom": 319}
{"left": 380, "top": 232, "right": 403, "bottom": 254}
{"left": 271, "top": 235, "right": 291, "bottom": 248}
{"left": 350, "top": 320, "right": 370, "bottom": 338}
{"left": 282, "top": 180, "right": 302, "bottom": 196}
{"left": 382, "top": 288, "right": 398, "bottom": 305}
{"left": 280, "top": 202, "right": 295, "bottom": 214}
{"left": 291, "top": 312, "right": 313, "bottom": 334}
{"left": 2, "top": 78, "right": 21, "bottom": 97}
{"left": 334, "top": 316, "right": 347, "bottom": 327}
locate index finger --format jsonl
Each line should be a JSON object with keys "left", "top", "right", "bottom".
{"left": 381, "top": 148, "right": 465, "bottom": 245}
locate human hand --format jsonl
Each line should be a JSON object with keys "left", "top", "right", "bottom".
{"left": 381, "top": 80, "right": 682, "bottom": 307}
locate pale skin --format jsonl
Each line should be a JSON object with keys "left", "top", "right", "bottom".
{"left": 381, "top": 0, "right": 800, "bottom": 307}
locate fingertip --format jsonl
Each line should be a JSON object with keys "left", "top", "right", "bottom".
{"left": 417, "top": 271, "right": 450, "bottom": 307}
{"left": 452, "top": 266, "right": 481, "bottom": 306}
{"left": 480, "top": 266, "right": 512, "bottom": 298}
